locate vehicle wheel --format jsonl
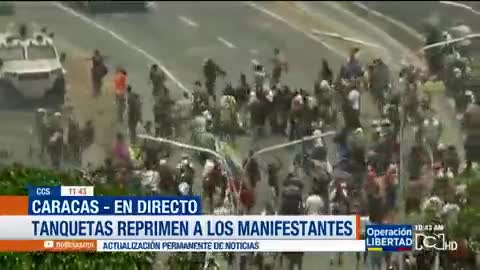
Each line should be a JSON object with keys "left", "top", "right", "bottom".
{"left": 53, "top": 76, "right": 66, "bottom": 95}
{"left": 0, "top": 81, "right": 22, "bottom": 109}
{"left": 44, "top": 77, "right": 66, "bottom": 109}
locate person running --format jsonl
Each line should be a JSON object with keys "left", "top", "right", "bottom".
{"left": 127, "top": 86, "right": 142, "bottom": 143}
{"left": 346, "top": 84, "right": 361, "bottom": 129}
{"left": 173, "top": 91, "right": 193, "bottom": 136}
{"left": 344, "top": 47, "right": 363, "bottom": 80}
{"left": 48, "top": 132, "right": 63, "bottom": 169}
{"left": 253, "top": 62, "right": 267, "bottom": 91}
{"left": 463, "top": 95, "right": 480, "bottom": 171}
{"left": 320, "top": 58, "right": 333, "bottom": 84}
{"left": 89, "top": 49, "right": 108, "bottom": 97}
{"left": 271, "top": 48, "right": 288, "bottom": 86}
{"left": 203, "top": 58, "right": 226, "bottom": 102}
{"left": 112, "top": 133, "right": 130, "bottom": 167}
{"left": 113, "top": 67, "right": 128, "bottom": 122}
{"left": 35, "top": 108, "right": 49, "bottom": 158}
{"left": 149, "top": 64, "right": 167, "bottom": 98}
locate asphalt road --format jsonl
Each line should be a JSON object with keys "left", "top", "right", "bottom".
{"left": 1, "top": 1, "right": 434, "bottom": 269}
{"left": 0, "top": 110, "right": 37, "bottom": 166}
{"left": 347, "top": 1, "right": 467, "bottom": 157}
{"left": 358, "top": 1, "right": 480, "bottom": 34}
{"left": 22, "top": 0, "right": 345, "bottom": 198}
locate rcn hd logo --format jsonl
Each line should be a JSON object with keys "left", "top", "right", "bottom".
{"left": 414, "top": 233, "right": 458, "bottom": 251}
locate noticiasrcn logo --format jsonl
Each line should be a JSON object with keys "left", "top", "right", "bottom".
{"left": 44, "top": 241, "right": 54, "bottom": 248}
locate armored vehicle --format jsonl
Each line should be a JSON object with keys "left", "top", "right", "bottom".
{"left": 0, "top": 26, "right": 66, "bottom": 108}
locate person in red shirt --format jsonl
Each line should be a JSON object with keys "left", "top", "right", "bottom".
{"left": 239, "top": 179, "right": 255, "bottom": 214}
{"left": 113, "top": 67, "right": 128, "bottom": 122}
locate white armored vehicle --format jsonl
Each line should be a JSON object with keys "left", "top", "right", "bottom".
{"left": 0, "top": 24, "right": 66, "bottom": 108}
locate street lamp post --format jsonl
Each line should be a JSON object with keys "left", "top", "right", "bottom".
{"left": 398, "top": 107, "right": 407, "bottom": 270}
{"left": 241, "top": 130, "right": 336, "bottom": 183}
{"left": 139, "top": 131, "right": 336, "bottom": 270}
{"left": 420, "top": 33, "right": 480, "bottom": 52}
{"left": 236, "top": 130, "right": 335, "bottom": 270}
{"left": 137, "top": 134, "right": 241, "bottom": 270}
{"left": 137, "top": 134, "right": 240, "bottom": 202}
{"left": 250, "top": 131, "right": 336, "bottom": 159}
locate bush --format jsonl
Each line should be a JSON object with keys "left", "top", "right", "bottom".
{"left": 0, "top": 166, "right": 154, "bottom": 270}
{"left": 446, "top": 170, "right": 480, "bottom": 251}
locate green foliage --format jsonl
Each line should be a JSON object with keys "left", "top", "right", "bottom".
{"left": 451, "top": 206, "right": 480, "bottom": 238}
{"left": 468, "top": 61, "right": 480, "bottom": 78}
{"left": 431, "top": 177, "right": 454, "bottom": 201}
{"left": 445, "top": 170, "right": 480, "bottom": 249}
{"left": 0, "top": 166, "right": 154, "bottom": 270}
{"left": 466, "top": 176, "right": 480, "bottom": 207}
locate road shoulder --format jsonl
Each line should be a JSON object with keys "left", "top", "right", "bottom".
{"left": 61, "top": 44, "right": 117, "bottom": 167}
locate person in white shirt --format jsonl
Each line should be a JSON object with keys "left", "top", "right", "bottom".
{"left": 253, "top": 61, "right": 266, "bottom": 90}
{"left": 348, "top": 87, "right": 360, "bottom": 111}
{"left": 305, "top": 191, "right": 325, "bottom": 215}
{"left": 346, "top": 87, "right": 361, "bottom": 129}
{"left": 271, "top": 48, "right": 288, "bottom": 86}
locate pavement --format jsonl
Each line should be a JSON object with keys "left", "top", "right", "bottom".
{"left": 62, "top": 51, "right": 118, "bottom": 168}
{"left": 1, "top": 1, "right": 466, "bottom": 269}
{"left": 355, "top": 1, "right": 480, "bottom": 35}
{"left": 298, "top": 3, "right": 466, "bottom": 149}
{"left": 342, "top": 1, "right": 468, "bottom": 160}
{"left": 0, "top": 110, "right": 37, "bottom": 166}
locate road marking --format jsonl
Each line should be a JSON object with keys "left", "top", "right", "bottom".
{"left": 311, "top": 28, "right": 384, "bottom": 50}
{"left": 51, "top": 2, "right": 241, "bottom": 207}
{"left": 51, "top": 2, "right": 191, "bottom": 94}
{"left": 217, "top": 36, "right": 237, "bottom": 48}
{"left": 178, "top": 16, "right": 199, "bottom": 27}
{"left": 351, "top": 1, "right": 423, "bottom": 42}
{"left": 350, "top": 2, "right": 426, "bottom": 69}
{"left": 244, "top": 1, "right": 346, "bottom": 58}
{"left": 440, "top": 1, "right": 480, "bottom": 15}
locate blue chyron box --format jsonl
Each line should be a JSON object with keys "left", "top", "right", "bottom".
{"left": 365, "top": 224, "right": 413, "bottom": 252}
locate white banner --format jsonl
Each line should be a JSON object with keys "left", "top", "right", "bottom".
{"left": 97, "top": 239, "right": 365, "bottom": 252}
{"left": 0, "top": 215, "right": 359, "bottom": 240}
{"left": 60, "top": 186, "right": 94, "bottom": 196}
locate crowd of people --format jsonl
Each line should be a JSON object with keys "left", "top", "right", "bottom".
{"left": 30, "top": 21, "right": 480, "bottom": 269}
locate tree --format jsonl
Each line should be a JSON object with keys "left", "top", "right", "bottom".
{"left": 0, "top": 165, "right": 154, "bottom": 270}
